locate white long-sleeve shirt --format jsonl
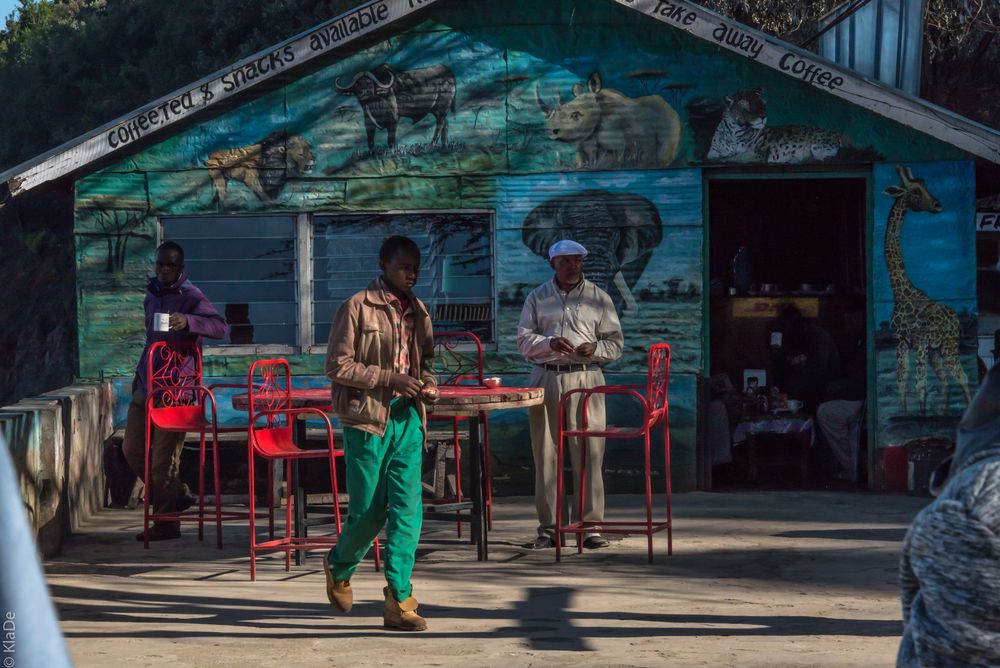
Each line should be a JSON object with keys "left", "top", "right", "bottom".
{"left": 516, "top": 277, "right": 624, "bottom": 366}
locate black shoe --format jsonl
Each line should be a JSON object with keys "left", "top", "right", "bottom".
{"left": 583, "top": 535, "right": 610, "bottom": 549}
{"left": 135, "top": 523, "right": 181, "bottom": 542}
{"left": 524, "top": 535, "right": 555, "bottom": 549}
{"left": 175, "top": 493, "right": 198, "bottom": 513}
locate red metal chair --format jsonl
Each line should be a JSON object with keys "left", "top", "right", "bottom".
{"left": 142, "top": 341, "right": 244, "bottom": 549}
{"left": 555, "top": 343, "right": 672, "bottom": 563}
{"left": 245, "top": 359, "right": 343, "bottom": 580}
{"left": 429, "top": 331, "right": 493, "bottom": 537}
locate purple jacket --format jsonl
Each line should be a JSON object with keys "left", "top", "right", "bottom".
{"left": 133, "top": 274, "right": 228, "bottom": 393}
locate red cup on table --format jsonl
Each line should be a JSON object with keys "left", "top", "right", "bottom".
{"left": 483, "top": 377, "right": 502, "bottom": 388}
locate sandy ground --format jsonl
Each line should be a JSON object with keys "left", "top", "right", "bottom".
{"left": 43, "top": 491, "right": 927, "bottom": 667}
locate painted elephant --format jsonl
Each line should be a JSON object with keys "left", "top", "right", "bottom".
{"left": 522, "top": 190, "right": 664, "bottom": 317}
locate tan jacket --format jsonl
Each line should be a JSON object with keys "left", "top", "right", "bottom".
{"left": 325, "top": 278, "right": 436, "bottom": 437}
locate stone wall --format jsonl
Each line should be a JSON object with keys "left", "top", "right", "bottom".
{"left": 1, "top": 382, "right": 114, "bottom": 557}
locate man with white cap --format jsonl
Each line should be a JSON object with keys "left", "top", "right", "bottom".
{"left": 517, "top": 239, "right": 624, "bottom": 549}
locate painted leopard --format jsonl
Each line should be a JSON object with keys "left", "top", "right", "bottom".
{"left": 707, "top": 88, "right": 845, "bottom": 164}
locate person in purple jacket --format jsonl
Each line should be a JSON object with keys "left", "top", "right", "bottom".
{"left": 124, "top": 241, "right": 227, "bottom": 542}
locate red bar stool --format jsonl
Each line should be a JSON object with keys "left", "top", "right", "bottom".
{"left": 245, "top": 359, "right": 344, "bottom": 580}
{"left": 555, "top": 343, "right": 673, "bottom": 563}
{"left": 428, "top": 331, "right": 494, "bottom": 537}
{"left": 142, "top": 341, "right": 244, "bottom": 549}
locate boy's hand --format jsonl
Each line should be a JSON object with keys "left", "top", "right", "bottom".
{"left": 575, "top": 342, "right": 597, "bottom": 357}
{"left": 169, "top": 313, "right": 188, "bottom": 331}
{"left": 387, "top": 373, "right": 423, "bottom": 397}
{"left": 420, "top": 383, "right": 439, "bottom": 404}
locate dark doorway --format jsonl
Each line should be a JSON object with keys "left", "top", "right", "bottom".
{"left": 706, "top": 177, "right": 868, "bottom": 490}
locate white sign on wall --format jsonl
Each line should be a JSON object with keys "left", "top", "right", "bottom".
{"left": 977, "top": 212, "right": 1000, "bottom": 232}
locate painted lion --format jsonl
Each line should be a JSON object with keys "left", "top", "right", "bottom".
{"left": 207, "top": 132, "right": 315, "bottom": 205}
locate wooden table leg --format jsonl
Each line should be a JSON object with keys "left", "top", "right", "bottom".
{"left": 746, "top": 435, "right": 758, "bottom": 483}
{"left": 468, "top": 414, "right": 488, "bottom": 561}
{"left": 800, "top": 429, "right": 811, "bottom": 482}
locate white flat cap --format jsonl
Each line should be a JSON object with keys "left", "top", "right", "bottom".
{"left": 548, "top": 239, "right": 588, "bottom": 260}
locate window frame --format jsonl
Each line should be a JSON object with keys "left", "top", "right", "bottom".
{"left": 158, "top": 213, "right": 302, "bottom": 357}
{"left": 306, "top": 209, "right": 497, "bottom": 354}
{"left": 158, "top": 209, "right": 497, "bottom": 357}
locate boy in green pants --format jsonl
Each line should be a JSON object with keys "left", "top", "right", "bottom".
{"left": 323, "top": 235, "right": 438, "bottom": 632}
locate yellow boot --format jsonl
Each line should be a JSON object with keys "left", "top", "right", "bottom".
{"left": 323, "top": 559, "right": 352, "bottom": 613}
{"left": 383, "top": 586, "right": 427, "bottom": 631}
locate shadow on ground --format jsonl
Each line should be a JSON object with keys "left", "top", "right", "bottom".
{"left": 51, "top": 582, "right": 900, "bottom": 648}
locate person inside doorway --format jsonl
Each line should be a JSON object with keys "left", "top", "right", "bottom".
{"left": 817, "top": 297, "right": 867, "bottom": 481}
{"left": 767, "top": 304, "right": 839, "bottom": 413}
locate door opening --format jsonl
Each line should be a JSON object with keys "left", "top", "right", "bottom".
{"left": 707, "top": 177, "right": 868, "bottom": 489}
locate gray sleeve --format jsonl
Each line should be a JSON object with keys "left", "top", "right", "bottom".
{"left": 899, "top": 487, "right": 1000, "bottom": 666}
{"left": 898, "top": 526, "right": 917, "bottom": 625}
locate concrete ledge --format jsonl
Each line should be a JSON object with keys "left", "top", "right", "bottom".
{"left": 2, "top": 382, "right": 114, "bottom": 557}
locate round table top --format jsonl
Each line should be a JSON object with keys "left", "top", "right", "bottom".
{"left": 232, "top": 385, "right": 544, "bottom": 416}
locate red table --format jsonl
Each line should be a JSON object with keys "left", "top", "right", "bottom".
{"left": 234, "top": 385, "right": 544, "bottom": 560}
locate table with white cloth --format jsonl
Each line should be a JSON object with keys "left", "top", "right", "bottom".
{"left": 731, "top": 415, "right": 814, "bottom": 482}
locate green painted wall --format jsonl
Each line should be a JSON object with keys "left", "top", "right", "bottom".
{"left": 74, "top": 0, "right": 976, "bottom": 490}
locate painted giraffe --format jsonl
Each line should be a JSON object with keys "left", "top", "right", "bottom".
{"left": 883, "top": 165, "right": 971, "bottom": 414}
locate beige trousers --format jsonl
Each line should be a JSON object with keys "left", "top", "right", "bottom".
{"left": 528, "top": 366, "right": 606, "bottom": 538}
{"left": 122, "top": 390, "right": 189, "bottom": 519}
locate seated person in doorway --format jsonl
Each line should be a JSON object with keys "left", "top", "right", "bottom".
{"left": 767, "top": 304, "right": 839, "bottom": 413}
{"left": 817, "top": 300, "right": 867, "bottom": 481}
{"left": 123, "top": 241, "right": 228, "bottom": 542}
{"left": 516, "top": 239, "right": 624, "bottom": 550}
{"left": 897, "top": 364, "right": 1000, "bottom": 667}
{"left": 322, "top": 235, "right": 439, "bottom": 632}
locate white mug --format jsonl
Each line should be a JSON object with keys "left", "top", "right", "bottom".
{"left": 786, "top": 399, "right": 804, "bottom": 412}
{"left": 153, "top": 312, "right": 171, "bottom": 332}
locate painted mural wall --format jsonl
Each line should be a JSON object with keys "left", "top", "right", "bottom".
{"left": 73, "top": 0, "right": 976, "bottom": 488}
{"left": 872, "top": 160, "right": 978, "bottom": 450}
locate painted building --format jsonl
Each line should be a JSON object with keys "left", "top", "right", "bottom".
{"left": 3, "top": 0, "right": 998, "bottom": 491}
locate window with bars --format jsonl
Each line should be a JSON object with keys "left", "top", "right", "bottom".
{"left": 312, "top": 211, "right": 495, "bottom": 346}
{"left": 159, "top": 211, "right": 494, "bottom": 352}
{"left": 161, "top": 215, "right": 298, "bottom": 347}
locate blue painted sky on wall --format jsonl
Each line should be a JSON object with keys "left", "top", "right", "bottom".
{"left": 872, "top": 160, "right": 976, "bottom": 327}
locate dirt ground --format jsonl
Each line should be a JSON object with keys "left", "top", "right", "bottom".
{"left": 44, "top": 491, "right": 926, "bottom": 667}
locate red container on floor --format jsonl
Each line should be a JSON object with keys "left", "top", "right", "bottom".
{"left": 881, "top": 446, "right": 909, "bottom": 492}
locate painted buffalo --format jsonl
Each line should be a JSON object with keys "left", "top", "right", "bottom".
{"left": 335, "top": 63, "right": 457, "bottom": 152}
{"left": 523, "top": 190, "right": 664, "bottom": 317}
{"left": 535, "top": 72, "right": 681, "bottom": 169}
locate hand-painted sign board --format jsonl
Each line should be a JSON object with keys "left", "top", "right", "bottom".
{"left": 613, "top": 0, "right": 999, "bottom": 163}
{"left": 1, "top": 0, "right": 441, "bottom": 196}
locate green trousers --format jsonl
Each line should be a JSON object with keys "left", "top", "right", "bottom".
{"left": 328, "top": 397, "right": 424, "bottom": 601}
